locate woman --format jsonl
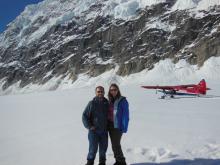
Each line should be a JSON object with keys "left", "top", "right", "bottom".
{"left": 107, "top": 84, "right": 129, "bottom": 165}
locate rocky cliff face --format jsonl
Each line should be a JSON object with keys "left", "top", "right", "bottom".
{"left": 0, "top": 0, "right": 220, "bottom": 90}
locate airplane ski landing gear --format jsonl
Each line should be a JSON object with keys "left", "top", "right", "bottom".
{"left": 160, "top": 95, "right": 175, "bottom": 99}
{"left": 161, "top": 95, "right": 165, "bottom": 99}
{"left": 160, "top": 91, "right": 167, "bottom": 99}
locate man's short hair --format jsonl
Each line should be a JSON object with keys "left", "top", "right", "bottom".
{"left": 95, "top": 86, "right": 104, "bottom": 92}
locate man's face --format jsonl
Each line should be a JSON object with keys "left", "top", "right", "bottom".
{"left": 96, "top": 88, "right": 105, "bottom": 98}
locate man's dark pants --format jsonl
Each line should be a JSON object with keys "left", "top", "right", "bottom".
{"left": 87, "top": 130, "right": 108, "bottom": 163}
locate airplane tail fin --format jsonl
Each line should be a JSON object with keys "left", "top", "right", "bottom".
{"left": 197, "top": 79, "right": 210, "bottom": 95}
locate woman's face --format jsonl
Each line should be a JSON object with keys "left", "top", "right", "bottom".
{"left": 110, "top": 86, "right": 118, "bottom": 98}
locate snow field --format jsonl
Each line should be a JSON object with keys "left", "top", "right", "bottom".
{"left": 0, "top": 81, "right": 220, "bottom": 165}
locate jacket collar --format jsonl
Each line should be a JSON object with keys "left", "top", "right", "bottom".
{"left": 93, "top": 96, "right": 108, "bottom": 102}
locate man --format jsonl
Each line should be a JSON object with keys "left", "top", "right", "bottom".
{"left": 82, "top": 86, "right": 109, "bottom": 165}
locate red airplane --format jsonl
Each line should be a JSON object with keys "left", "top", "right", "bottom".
{"left": 141, "top": 79, "right": 211, "bottom": 99}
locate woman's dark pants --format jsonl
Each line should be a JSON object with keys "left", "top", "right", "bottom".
{"left": 108, "top": 122, "right": 126, "bottom": 163}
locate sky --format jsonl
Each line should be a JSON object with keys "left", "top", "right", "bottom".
{"left": 0, "top": 0, "right": 44, "bottom": 33}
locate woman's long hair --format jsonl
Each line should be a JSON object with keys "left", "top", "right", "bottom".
{"left": 108, "top": 83, "right": 122, "bottom": 103}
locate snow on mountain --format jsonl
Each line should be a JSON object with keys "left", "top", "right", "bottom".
{"left": 197, "top": 0, "right": 220, "bottom": 10}
{"left": 172, "top": 0, "right": 220, "bottom": 11}
{"left": 0, "top": 0, "right": 220, "bottom": 94}
{"left": 0, "top": 0, "right": 219, "bottom": 45}
{"left": 104, "top": 0, "right": 166, "bottom": 19}
{"left": 171, "top": 0, "right": 199, "bottom": 11}
{"left": 5, "top": 0, "right": 220, "bottom": 47}
{"left": 0, "top": 0, "right": 166, "bottom": 48}
{"left": 1, "top": 56, "right": 220, "bottom": 95}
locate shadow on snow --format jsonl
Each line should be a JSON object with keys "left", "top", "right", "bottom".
{"left": 130, "top": 158, "right": 220, "bottom": 165}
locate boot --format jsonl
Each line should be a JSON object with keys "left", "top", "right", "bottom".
{"left": 113, "top": 161, "right": 126, "bottom": 165}
{"left": 113, "top": 162, "right": 119, "bottom": 165}
{"left": 98, "top": 159, "right": 106, "bottom": 165}
{"left": 120, "top": 162, "right": 126, "bottom": 165}
{"left": 99, "top": 157, "right": 106, "bottom": 165}
{"left": 85, "top": 159, "right": 94, "bottom": 165}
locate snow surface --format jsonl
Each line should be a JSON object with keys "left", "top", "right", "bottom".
{"left": 1, "top": 1, "right": 220, "bottom": 163}
{"left": 1, "top": 73, "right": 220, "bottom": 165}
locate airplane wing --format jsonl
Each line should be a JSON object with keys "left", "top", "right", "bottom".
{"left": 141, "top": 84, "right": 196, "bottom": 91}
{"left": 142, "top": 86, "right": 177, "bottom": 90}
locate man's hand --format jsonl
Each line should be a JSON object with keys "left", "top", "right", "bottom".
{"left": 90, "top": 126, "right": 96, "bottom": 131}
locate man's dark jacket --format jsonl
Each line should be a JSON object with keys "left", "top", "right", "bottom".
{"left": 82, "top": 97, "right": 109, "bottom": 132}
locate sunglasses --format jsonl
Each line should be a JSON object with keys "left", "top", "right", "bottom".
{"left": 110, "top": 88, "right": 118, "bottom": 92}
{"left": 96, "top": 90, "right": 104, "bottom": 93}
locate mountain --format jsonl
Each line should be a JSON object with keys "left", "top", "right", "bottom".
{"left": 0, "top": 0, "right": 220, "bottom": 93}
